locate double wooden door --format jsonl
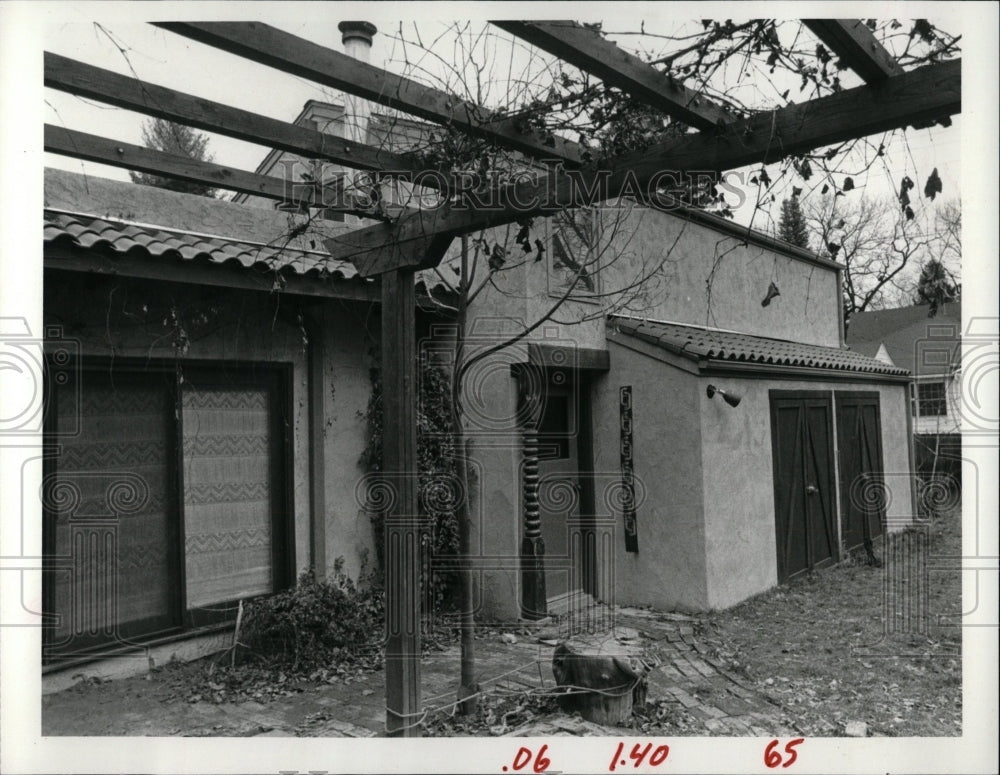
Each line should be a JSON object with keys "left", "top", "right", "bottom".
{"left": 770, "top": 392, "right": 838, "bottom": 581}
{"left": 770, "top": 390, "right": 887, "bottom": 582}
{"left": 834, "top": 392, "right": 886, "bottom": 552}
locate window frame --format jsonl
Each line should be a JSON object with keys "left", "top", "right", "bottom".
{"left": 42, "top": 356, "right": 295, "bottom": 660}
{"left": 546, "top": 208, "right": 603, "bottom": 302}
{"left": 915, "top": 379, "right": 947, "bottom": 417}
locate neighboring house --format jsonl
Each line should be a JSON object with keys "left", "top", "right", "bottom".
{"left": 231, "top": 98, "right": 431, "bottom": 219}
{"left": 847, "top": 302, "right": 962, "bottom": 482}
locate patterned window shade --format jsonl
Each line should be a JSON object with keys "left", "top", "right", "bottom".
{"left": 182, "top": 387, "right": 274, "bottom": 608}
{"left": 49, "top": 378, "right": 176, "bottom": 648}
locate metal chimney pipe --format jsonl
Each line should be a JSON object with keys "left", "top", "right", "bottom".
{"left": 339, "top": 21, "right": 376, "bottom": 62}
{"left": 338, "top": 21, "right": 376, "bottom": 146}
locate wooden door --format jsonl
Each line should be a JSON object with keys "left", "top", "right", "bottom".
{"left": 536, "top": 382, "right": 582, "bottom": 603}
{"left": 835, "top": 392, "right": 885, "bottom": 552}
{"left": 770, "top": 392, "right": 838, "bottom": 581}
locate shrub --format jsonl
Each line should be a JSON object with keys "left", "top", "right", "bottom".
{"left": 238, "top": 569, "right": 384, "bottom": 671}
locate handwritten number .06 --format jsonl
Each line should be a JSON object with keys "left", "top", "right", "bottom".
{"left": 764, "top": 738, "right": 804, "bottom": 768}
{"left": 608, "top": 742, "right": 670, "bottom": 771}
{"left": 504, "top": 745, "right": 550, "bottom": 773}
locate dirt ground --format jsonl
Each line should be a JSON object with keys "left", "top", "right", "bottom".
{"left": 703, "top": 504, "right": 963, "bottom": 737}
{"left": 42, "top": 505, "right": 962, "bottom": 738}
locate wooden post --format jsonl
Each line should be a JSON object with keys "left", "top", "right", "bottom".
{"left": 381, "top": 268, "right": 421, "bottom": 737}
{"left": 520, "top": 376, "right": 547, "bottom": 619}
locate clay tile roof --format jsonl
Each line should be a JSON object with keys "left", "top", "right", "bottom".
{"left": 611, "top": 315, "right": 910, "bottom": 377}
{"left": 43, "top": 168, "right": 457, "bottom": 295}
{"left": 44, "top": 210, "right": 355, "bottom": 280}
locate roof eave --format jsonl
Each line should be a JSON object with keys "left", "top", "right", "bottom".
{"left": 700, "top": 358, "right": 912, "bottom": 383}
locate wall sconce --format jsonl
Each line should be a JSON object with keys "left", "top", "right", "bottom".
{"left": 706, "top": 384, "right": 742, "bottom": 407}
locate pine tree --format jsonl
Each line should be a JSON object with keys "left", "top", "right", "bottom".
{"left": 129, "top": 119, "right": 217, "bottom": 197}
{"left": 778, "top": 193, "right": 810, "bottom": 249}
{"left": 914, "top": 259, "right": 959, "bottom": 316}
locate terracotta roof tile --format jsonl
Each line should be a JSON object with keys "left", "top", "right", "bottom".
{"left": 44, "top": 210, "right": 361, "bottom": 281}
{"left": 611, "top": 316, "right": 910, "bottom": 377}
{"left": 43, "top": 169, "right": 459, "bottom": 296}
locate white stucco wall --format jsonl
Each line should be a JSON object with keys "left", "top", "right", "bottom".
{"left": 699, "top": 376, "right": 914, "bottom": 610}
{"left": 595, "top": 206, "right": 843, "bottom": 347}
{"left": 593, "top": 340, "right": 709, "bottom": 611}
{"left": 315, "top": 302, "right": 380, "bottom": 581}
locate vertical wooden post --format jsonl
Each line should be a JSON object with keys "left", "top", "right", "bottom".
{"left": 381, "top": 268, "right": 421, "bottom": 737}
{"left": 520, "top": 375, "right": 547, "bottom": 619}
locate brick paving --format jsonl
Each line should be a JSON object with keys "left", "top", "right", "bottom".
{"left": 493, "top": 605, "right": 805, "bottom": 737}
{"left": 43, "top": 603, "right": 803, "bottom": 737}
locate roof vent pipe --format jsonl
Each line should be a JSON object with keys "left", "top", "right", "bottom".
{"left": 338, "top": 21, "right": 376, "bottom": 147}
{"left": 338, "top": 21, "right": 376, "bottom": 62}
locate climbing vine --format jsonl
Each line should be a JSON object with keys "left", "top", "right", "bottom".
{"left": 361, "top": 356, "right": 463, "bottom": 611}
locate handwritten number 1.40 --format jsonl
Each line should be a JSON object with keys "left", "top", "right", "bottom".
{"left": 608, "top": 742, "right": 670, "bottom": 771}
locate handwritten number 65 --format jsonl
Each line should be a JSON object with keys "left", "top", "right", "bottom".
{"left": 764, "top": 738, "right": 804, "bottom": 768}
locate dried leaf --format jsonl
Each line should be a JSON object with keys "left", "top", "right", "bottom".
{"left": 924, "top": 168, "right": 943, "bottom": 200}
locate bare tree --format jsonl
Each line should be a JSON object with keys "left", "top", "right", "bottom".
{"left": 803, "top": 195, "right": 933, "bottom": 320}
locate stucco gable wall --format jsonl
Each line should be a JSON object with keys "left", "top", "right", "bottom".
{"left": 593, "top": 206, "right": 842, "bottom": 348}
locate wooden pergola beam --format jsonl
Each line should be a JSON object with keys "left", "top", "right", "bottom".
{"left": 325, "top": 57, "right": 961, "bottom": 275}
{"left": 803, "top": 19, "right": 904, "bottom": 83}
{"left": 44, "top": 124, "right": 385, "bottom": 218}
{"left": 153, "top": 22, "right": 587, "bottom": 166}
{"left": 44, "top": 52, "right": 418, "bottom": 176}
{"left": 492, "top": 20, "right": 731, "bottom": 130}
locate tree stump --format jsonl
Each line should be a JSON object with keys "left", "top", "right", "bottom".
{"left": 551, "top": 629, "right": 649, "bottom": 726}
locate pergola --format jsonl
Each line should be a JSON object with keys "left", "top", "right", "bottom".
{"left": 44, "top": 18, "right": 961, "bottom": 736}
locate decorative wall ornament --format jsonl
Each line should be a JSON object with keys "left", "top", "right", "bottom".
{"left": 619, "top": 386, "right": 638, "bottom": 553}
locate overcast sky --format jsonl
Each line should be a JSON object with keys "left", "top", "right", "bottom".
{"left": 1, "top": 1, "right": 994, "bottom": 316}
{"left": 37, "top": 6, "right": 963, "bottom": 233}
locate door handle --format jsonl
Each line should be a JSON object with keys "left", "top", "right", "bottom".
{"left": 806, "top": 484, "right": 818, "bottom": 495}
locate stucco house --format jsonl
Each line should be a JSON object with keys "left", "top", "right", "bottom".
{"left": 847, "top": 302, "right": 962, "bottom": 484}
{"left": 41, "top": 151, "right": 916, "bottom": 668}
{"left": 39, "top": 18, "right": 923, "bottom": 671}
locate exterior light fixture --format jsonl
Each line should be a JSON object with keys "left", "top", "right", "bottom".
{"left": 706, "top": 384, "right": 742, "bottom": 407}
